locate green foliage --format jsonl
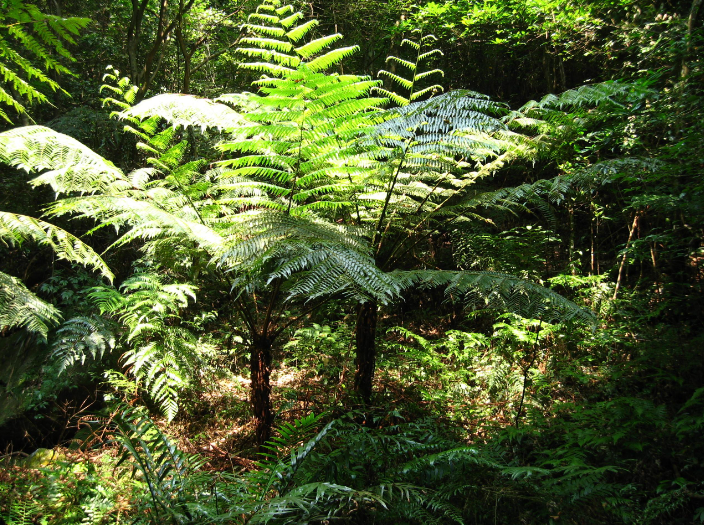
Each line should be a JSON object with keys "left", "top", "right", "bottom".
{"left": 0, "top": 270, "right": 61, "bottom": 340}
{"left": 102, "top": 409, "right": 397, "bottom": 525}
{"left": 374, "top": 32, "right": 444, "bottom": 106}
{"left": 0, "top": 211, "right": 113, "bottom": 281}
{"left": 3, "top": 6, "right": 704, "bottom": 525}
{"left": 217, "top": 69, "right": 383, "bottom": 217}
{"left": 237, "top": 0, "right": 358, "bottom": 78}
{"left": 111, "top": 403, "right": 205, "bottom": 523}
{"left": 0, "top": 209, "right": 111, "bottom": 340}
{"left": 0, "top": 124, "right": 126, "bottom": 195}
{"left": 0, "top": 447, "right": 140, "bottom": 525}
{"left": 90, "top": 273, "right": 204, "bottom": 422}
{"left": 0, "top": 0, "right": 90, "bottom": 122}
{"left": 453, "top": 225, "right": 560, "bottom": 279}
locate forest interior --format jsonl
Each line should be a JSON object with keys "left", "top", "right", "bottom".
{"left": 0, "top": 0, "right": 703, "bottom": 523}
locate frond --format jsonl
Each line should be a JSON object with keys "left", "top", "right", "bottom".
{"left": 271, "top": 241, "right": 400, "bottom": 304}
{"left": 286, "top": 19, "right": 319, "bottom": 42}
{"left": 47, "top": 195, "right": 223, "bottom": 254}
{"left": 295, "top": 34, "right": 343, "bottom": 59}
{"left": 388, "top": 269, "right": 594, "bottom": 323}
{"left": 0, "top": 270, "right": 61, "bottom": 340}
{"left": 216, "top": 211, "right": 371, "bottom": 266}
{"left": 93, "top": 274, "right": 200, "bottom": 421}
{"left": 243, "top": 23, "right": 286, "bottom": 38}
{"left": 372, "top": 88, "right": 409, "bottom": 107}
{"left": 112, "top": 404, "right": 201, "bottom": 508}
{"left": 239, "top": 37, "right": 294, "bottom": 53}
{"left": 250, "top": 483, "right": 386, "bottom": 524}
{"left": 0, "top": 212, "right": 114, "bottom": 281}
{"left": 378, "top": 70, "right": 413, "bottom": 91}
{"left": 51, "top": 315, "right": 116, "bottom": 374}
{"left": 410, "top": 84, "right": 444, "bottom": 101}
{"left": 521, "top": 81, "right": 650, "bottom": 111}
{"left": 307, "top": 46, "right": 359, "bottom": 72}
{"left": 119, "top": 94, "right": 249, "bottom": 131}
{"left": 0, "top": 126, "right": 126, "bottom": 195}
{"left": 0, "top": 4, "right": 89, "bottom": 122}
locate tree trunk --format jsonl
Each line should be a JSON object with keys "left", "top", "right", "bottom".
{"left": 613, "top": 213, "right": 640, "bottom": 300}
{"left": 354, "top": 301, "right": 378, "bottom": 403}
{"left": 250, "top": 334, "right": 273, "bottom": 447}
{"left": 682, "top": 0, "right": 704, "bottom": 79}
{"left": 568, "top": 204, "right": 577, "bottom": 275}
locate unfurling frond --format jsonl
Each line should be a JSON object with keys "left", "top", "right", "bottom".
{"left": 374, "top": 32, "right": 444, "bottom": 107}
{"left": 237, "top": 0, "right": 358, "bottom": 79}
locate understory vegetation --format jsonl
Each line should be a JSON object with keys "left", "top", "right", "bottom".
{"left": 1, "top": 0, "right": 703, "bottom": 523}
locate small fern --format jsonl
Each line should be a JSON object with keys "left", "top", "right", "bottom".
{"left": 90, "top": 273, "right": 202, "bottom": 421}
{"left": 111, "top": 403, "right": 205, "bottom": 523}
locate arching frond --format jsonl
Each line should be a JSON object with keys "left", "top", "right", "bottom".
{"left": 521, "top": 81, "right": 651, "bottom": 112}
{"left": 0, "top": 212, "right": 114, "bottom": 281}
{"left": 388, "top": 269, "right": 594, "bottom": 323}
{"left": 0, "top": 126, "right": 126, "bottom": 195}
{"left": 119, "top": 94, "right": 249, "bottom": 131}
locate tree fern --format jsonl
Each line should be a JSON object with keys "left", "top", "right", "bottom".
{"left": 0, "top": 0, "right": 596, "bottom": 438}
{"left": 343, "top": 87, "right": 581, "bottom": 400}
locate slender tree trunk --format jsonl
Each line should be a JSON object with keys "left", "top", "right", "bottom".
{"left": 613, "top": 213, "right": 640, "bottom": 300}
{"left": 250, "top": 334, "right": 273, "bottom": 447}
{"left": 354, "top": 301, "right": 378, "bottom": 402}
{"left": 568, "top": 204, "right": 577, "bottom": 275}
{"left": 681, "top": 0, "right": 704, "bottom": 79}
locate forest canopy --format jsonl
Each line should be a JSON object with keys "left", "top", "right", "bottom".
{"left": 0, "top": 0, "right": 703, "bottom": 524}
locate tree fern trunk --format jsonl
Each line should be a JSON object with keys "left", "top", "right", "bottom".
{"left": 250, "top": 335, "right": 273, "bottom": 447}
{"left": 354, "top": 301, "right": 378, "bottom": 403}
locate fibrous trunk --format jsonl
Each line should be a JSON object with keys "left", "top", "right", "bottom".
{"left": 250, "top": 335, "right": 273, "bottom": 447}
{"left": 354, "top": 301, "right": 378, "bottom": 403}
